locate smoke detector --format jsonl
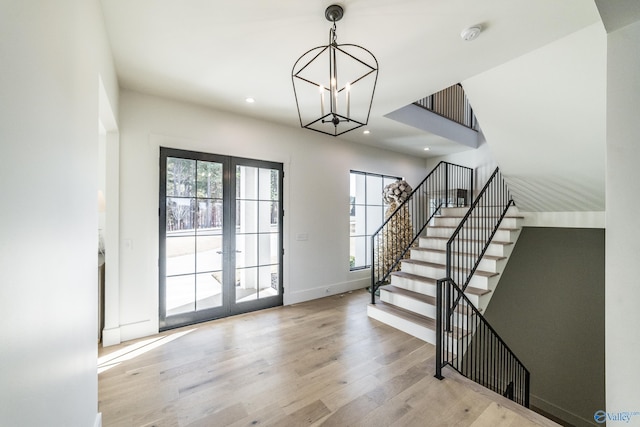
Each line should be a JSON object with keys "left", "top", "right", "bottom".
{"left": 461, "top": 26, "right": 482, "bottom": 41}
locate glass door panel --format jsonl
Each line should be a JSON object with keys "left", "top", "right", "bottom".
{"left": 233, "top": 163, "right": 282, "bottom": 304}
{"left": 161, "top": 149, "right": 283, "bottom": 330}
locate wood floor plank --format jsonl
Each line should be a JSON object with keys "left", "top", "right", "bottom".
{"left": 98, "top": 289, "right": 558, "bottom": 427}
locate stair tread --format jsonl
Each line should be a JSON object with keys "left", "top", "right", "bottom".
{"left": 411, "top": 247, "right": 506, "bottom": 261}
{"left": 389, "top": 271, "right": 492, "bottom": 297}
{"left": 382, "top": 285, "right": 480, "bottom": 315}
{"left": 464, "top": 286, "right": 491, "bottom": 296}
{"left": 400, "top": 258, "right": 499, "bottom": 277}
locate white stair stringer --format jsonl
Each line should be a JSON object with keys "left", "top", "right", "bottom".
{"left": 367, "top": 205, "right": 523, "bottom": 347}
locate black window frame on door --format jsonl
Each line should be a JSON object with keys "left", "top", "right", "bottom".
{"left": 159, "top": 147, "right": 284, "bottom": 331}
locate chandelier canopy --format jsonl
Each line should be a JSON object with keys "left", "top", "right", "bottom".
{"left": 292, "top": 5, "right": 378, "bottom": 137}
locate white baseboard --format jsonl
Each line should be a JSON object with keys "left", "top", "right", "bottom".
{"left": 101, "top": 327, "right": 121, "bottom": 347}
{"left": 94, "top": 412, "right": 102, "bottom": 427}
{"left": 284, "top": 278, "right": 369, "bottom": 305}
{"left": 531, "top": 394, "right": 597, "bottom": 427}
{"left": 119, "top": 319, "right": 156, "bottom": 342}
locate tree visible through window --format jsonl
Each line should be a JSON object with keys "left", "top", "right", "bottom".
{"left": 350, "top": 170, "right": 402, "bottom": 270}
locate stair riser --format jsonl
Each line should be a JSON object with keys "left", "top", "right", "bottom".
{"left": 410, "top": 250, "right": 503, "bottom": 273}
{"left": 367, "top": 305, "right": 436, "bottom": 345}
{"left": 439, "top": 205, "right": 519, "bottom": 217}
{"left": 439, "top": 207, "right": 471, "bottom": 217}
{"left": 418, "top": 238, "right": 511, "bottom": 257}
{"left": 400, "top": 262, "right": 495, "bottom": 289}
{"left": 367, "top": 305, "right": 462, "bottom": 354}
{"left": 464, "top": 292, "right": 492, "bottom": 309}
{"left": 433, "top": 216, "right": 522, "bottom": 229}
{"left": 380, "top": 289, "right": 474, "bottom": 329}
{"left": 426, "top": 227, "right": 518, "bottom": 242}
{"left": 432, "top": 217, "right": 464, "bottom": 228}
{"left": 390, "top": 275, "right": 436, "bottom": 297}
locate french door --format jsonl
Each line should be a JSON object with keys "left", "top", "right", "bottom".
{"left": 159, "top": 148, "right": 283, "bottom": 330}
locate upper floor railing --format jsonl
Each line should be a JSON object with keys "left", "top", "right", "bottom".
{"left": 414, "top": 84, "right": 477, "bottom": 130}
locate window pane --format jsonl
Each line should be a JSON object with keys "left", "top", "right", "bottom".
{"left": 236, "top": 234, "right": 258, "bottom": 268}
{"left": 196, "top": 272, "right": 222, "bottom": 310}
{"left": 259, "top": 201, "right": 277, "bottom": 232}
{"left": 352, "top": 205, "right": 365, "bottom": 236}
{"left": 167, "top": 197, "right": 195, "bottom": 232}
{"left": 366, "top": 205, "right": 383, "bottom": 235}
{"left": 351, "top": 236, "right": 367, "bottom": 269}
{"left": 366, "top": 175, "right": 383, "bottom": 206}
{"left": 236, "top": 200, "right": 258, "bottom": 233}
{"left": 197, "top": 200, "right": 223, "bottom": 230}
{"left": 383, "top": 176, "right": 398, "bottom": 188}
{"left": 167, "top": 158, "right": 196, "bottom": 197}
{"left": 259, "top": 233, "right": 278, "bottom": 265}
{"left": 195, "top": 234, "right": 222, "bottom": 273}
{"left": 259, "top": 265, "right": 279, "bottom": 297}
{"left": 196, "top": 161, "right": 223, "bottom": 198}
{"left": 166, "top": 275, "right": 195, "bottom": 316}
{"left": 236, "top": 165, "right": 258, "bottom": 199}
{"left": 259, "top": 168, "right": 278, "bottom": 200}
{"left": 165, "top": 236, "right": 195, "bottom": 276}
{"left": 236, "top": 267, "right": 258, "bottom": 303}
{"left": 351, "top": 173, "right": 365, "bottom": 204}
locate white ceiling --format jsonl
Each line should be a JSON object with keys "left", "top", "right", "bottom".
{"left": 100, "top": 0, "right": 602, "bottom": 158}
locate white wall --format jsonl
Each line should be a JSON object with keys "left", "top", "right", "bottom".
{"left": 605, "top": 17, "right": 640, "bottom": 422}
{"left": 462, "top": 23, "right": 606, "bottom": 213}
{"left": 116, "top": 90, "right": 427, "bottom": 341}
{"left": 0, "top": 1, "right": 118, "bottom": 426}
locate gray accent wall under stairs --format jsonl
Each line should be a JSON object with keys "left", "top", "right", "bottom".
{"left": 483, "top": 227, "right": 605, "bottom": 427}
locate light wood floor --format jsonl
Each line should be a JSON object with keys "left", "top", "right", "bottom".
{"left": 98, "top": 289, "right": 558, "bottom": 427}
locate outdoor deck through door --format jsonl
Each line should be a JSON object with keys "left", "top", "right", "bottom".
{"left": 159, "top": 148, "right": 283, "bottom": 330}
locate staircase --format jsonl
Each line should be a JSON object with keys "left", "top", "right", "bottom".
{"left": 367, "top": 205, "right": 522, "bottom": 346}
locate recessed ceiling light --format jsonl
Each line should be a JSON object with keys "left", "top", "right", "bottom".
{"left": 424, "top": 147, "right": 430, "bottom": 151}
{"left": 245, "top": 97, "right": 255, "bottom": 103}
{"left": 363, "top": 130, "right": 370, "bottom": 135}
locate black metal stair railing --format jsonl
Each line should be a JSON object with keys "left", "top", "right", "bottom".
{"left": 435, "top": 278, "right": 530, "bottom": 407}
{"left": 435, "top": 166, "right": 530, "bottom": 407}
{"left": 446, "top": 167, "right": 514, "bottom": 292}
{"left": 370, "top": 161, "right": 473, "bottom": 304}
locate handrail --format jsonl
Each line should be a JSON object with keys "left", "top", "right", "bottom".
{"left": 445, "top": 167, "right": 513, "bottom": 293}
{"left": 436, "top": 166, "right": 530, "bottom": 407}
{"left": 436, "top": 278, "right": 530, "bottom": 407}
{"left": 370, "top": 161, "right": 473, "bottom": 304}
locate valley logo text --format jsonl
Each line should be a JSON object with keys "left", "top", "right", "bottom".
{"left": 594, "top": 410, "right": 640, "bottom": 424}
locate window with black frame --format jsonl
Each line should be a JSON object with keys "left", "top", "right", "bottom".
{"left": 349, "top": 170, "right": 402, "bottom": 270}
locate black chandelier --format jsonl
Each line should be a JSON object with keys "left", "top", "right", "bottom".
{"left": 292, "top": 5, "right": 378, "bottom": 137}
